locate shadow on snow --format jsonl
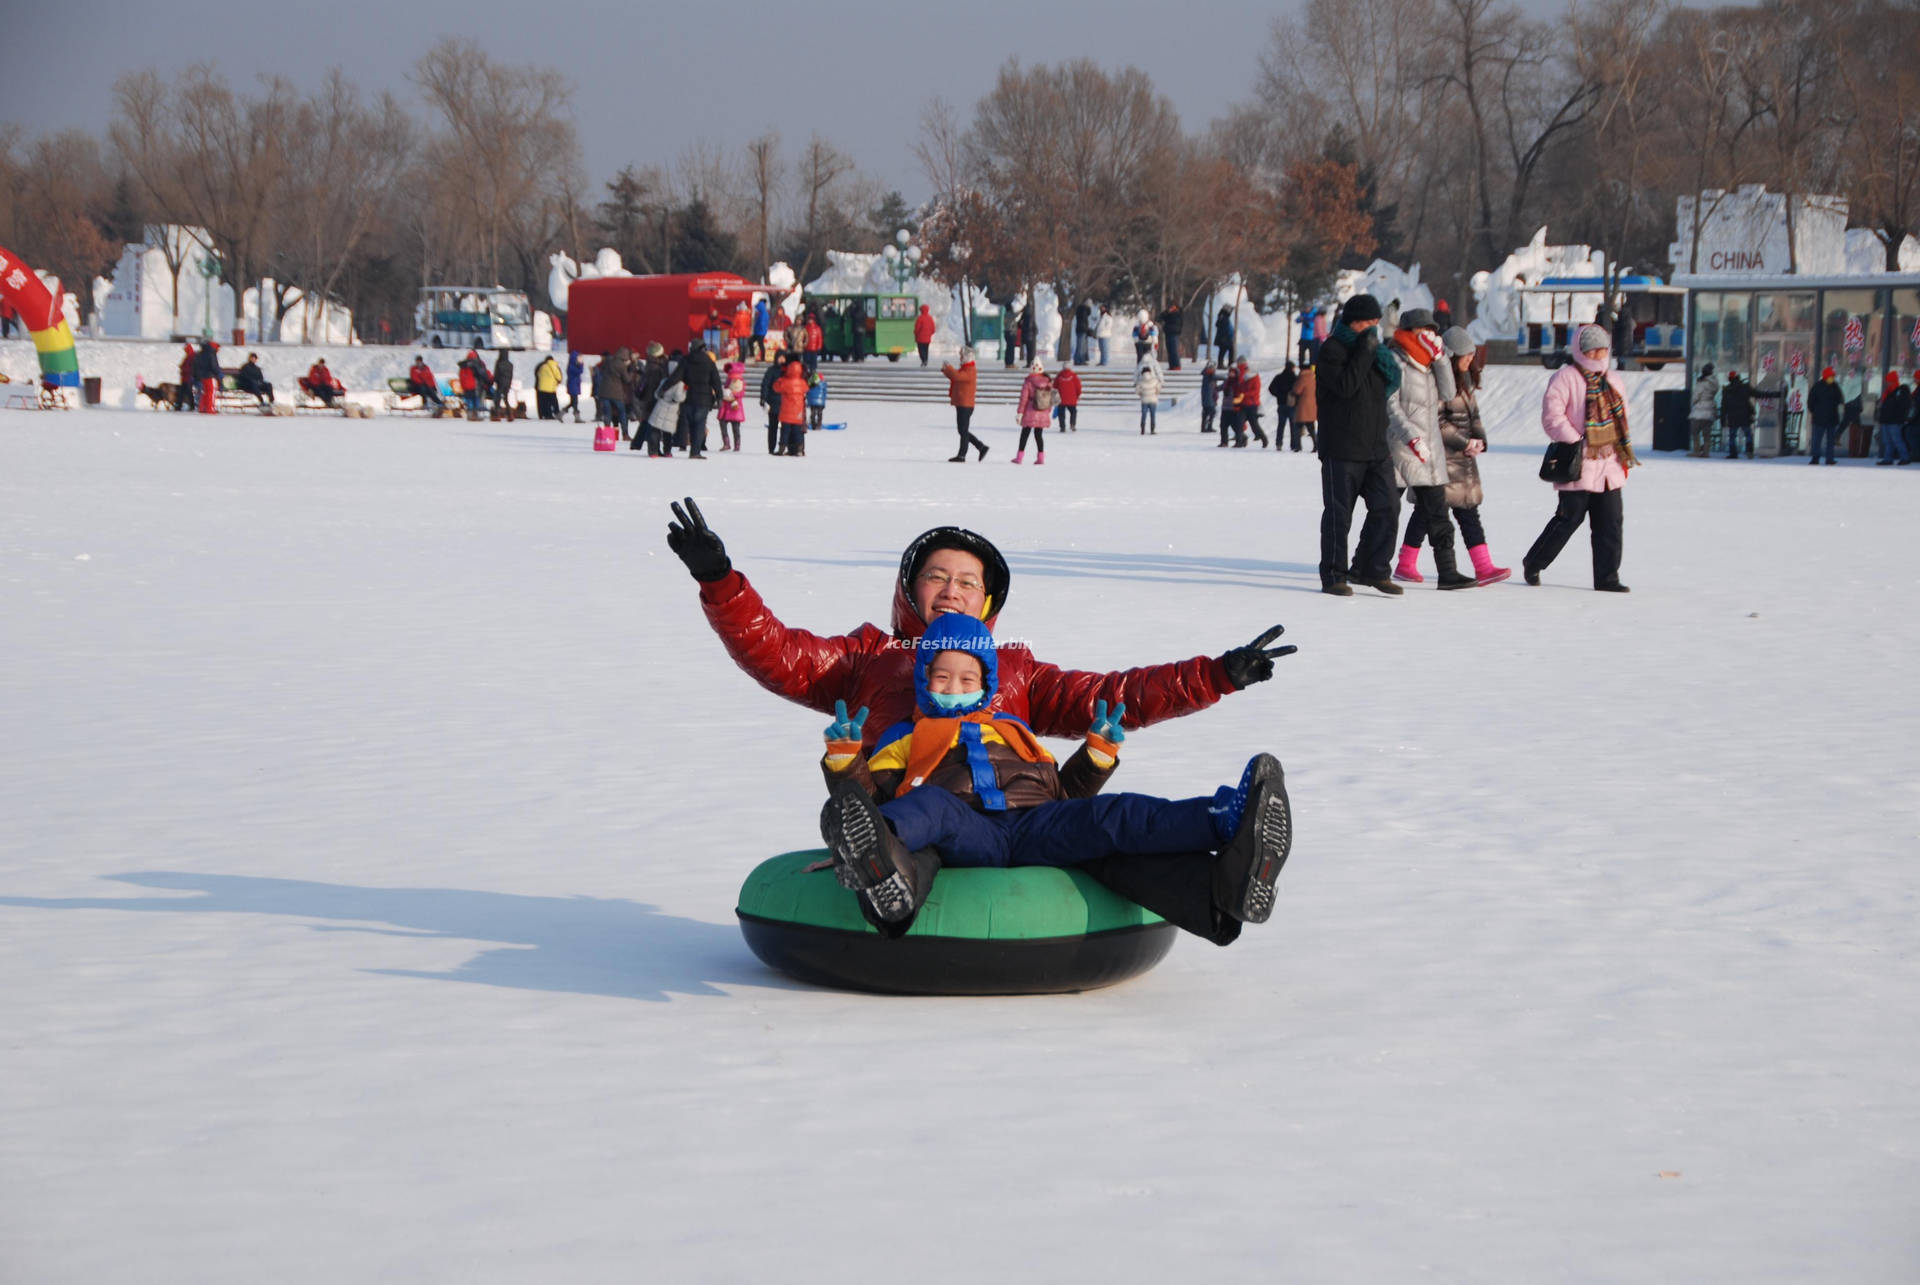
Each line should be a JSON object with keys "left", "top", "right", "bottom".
{"left": 761, "top": 546, "right": 1321, "bottom": 594}
{"left": 0, "top": 871, "right": 794, "bottom": 1003}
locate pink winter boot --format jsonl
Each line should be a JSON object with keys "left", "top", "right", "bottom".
{"left": 1012, "top": 450, "right": 1025, "bottom": 464}
{"left": 1035, "top": 451, "right": 1045, "bottom": 464}
{"left": 1468, "top": 544, "right": 1511, "bottom": 585}
{"left": 1393, "top": 544, "right": 1424, "bottom": 583}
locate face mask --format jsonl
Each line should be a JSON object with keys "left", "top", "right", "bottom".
{"left": 927, "top": 689, "right": 985, "bottom": 713}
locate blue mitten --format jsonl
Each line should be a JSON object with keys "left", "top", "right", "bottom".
{"left": 1086, "top": 699, "right": 1125, "bottom": 766}
{"left": 824, "top": 700, "right": 868, "bottom": 768}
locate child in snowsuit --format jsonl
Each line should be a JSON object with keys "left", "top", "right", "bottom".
{"left": 805, "top": 370, "right": 829, "bottom": 431}
{"left": 773, "top": 359, "right": 809, "bottom": 457}
{"left": 818, "top": 612, "right": 1292, "bottom": 931}
{"left": 718, "top": 360, "right": 747, "bottom": 452}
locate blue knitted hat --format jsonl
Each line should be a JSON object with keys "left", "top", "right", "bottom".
{"left": 914, "top": 613, "right": 998, "bottom": 716}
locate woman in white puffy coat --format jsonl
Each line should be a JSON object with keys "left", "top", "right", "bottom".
{"left": 1385, "top": 314, "right": 1475, "bottom": 589}
{"left": 1134, "top": 360, "right": 1164, "bottom": 434}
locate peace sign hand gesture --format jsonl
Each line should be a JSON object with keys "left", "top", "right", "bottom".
{"left": 1220, "top": 624, "right": 1297, "bottom": 689}
{"left": 666, "top": 496, "right": 732, "bottom": 583}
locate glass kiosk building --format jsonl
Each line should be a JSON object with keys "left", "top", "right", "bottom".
{"left": 1672, "top": 272, "right": 1920, "bottom": 455}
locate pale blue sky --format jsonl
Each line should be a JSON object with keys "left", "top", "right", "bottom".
{"left": 6, "top": 0, "right": 1588, "bottom": 202}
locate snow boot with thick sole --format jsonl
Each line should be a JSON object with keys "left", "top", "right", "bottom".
{"left": 820, "top": 781, "right": 920, "bottom": 924}
{"left": 1393, "top": 544, "right": 1424, "bottom": 583}
{"left": 1433, "top": 543, "right": 1477, "bottom": 590}
{"left": 1211, "top": 754, "right": 1292, "bottom": 925}
{"left": 1468, "top": 544, "right": 1511, "bottom": 585}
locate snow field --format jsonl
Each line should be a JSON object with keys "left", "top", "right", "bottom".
{"left": 1, "top": 397, "right": 1915, "bottom": 1283}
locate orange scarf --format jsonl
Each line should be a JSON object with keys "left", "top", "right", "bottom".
{"left": 1392, "top": 330, "right": 1435, "bottom": 367}
{"left": 897, "top": 711, "right": 1052, "bottom": 797}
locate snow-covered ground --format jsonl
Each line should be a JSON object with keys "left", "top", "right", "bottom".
{"left": 3, "top": 395, "right": 1915, "bottom": 1284}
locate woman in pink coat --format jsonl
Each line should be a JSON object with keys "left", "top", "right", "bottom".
{"left": 717, "top": 360, "right": 748, "bottom": 452}
{"left": 1522, "top": 324, "right": 1635, "bottom": 592}
{"left": 1013, "top": 359, "right": 1054, "bottom": 465}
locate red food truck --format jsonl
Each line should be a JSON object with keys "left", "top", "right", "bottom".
{"left": 566, "top": 273, "right": 787, "bottom": 356}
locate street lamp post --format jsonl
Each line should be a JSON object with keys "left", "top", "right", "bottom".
{"left": 880, "top": 227, "right": 921, "bottom": 294}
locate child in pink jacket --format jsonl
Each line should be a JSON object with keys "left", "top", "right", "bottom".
{"left": 717, "top": 360, "right": 747, "bottom": 452}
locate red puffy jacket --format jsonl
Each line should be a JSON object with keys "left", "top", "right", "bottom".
{"left": 697, "top": 555, "right": 1236, "bottom": 750}
{"left": 914, "top": 310, "right": 936, "bottom": 344}
{"left": 1231, "top": 369, "right": 1262, "bottom": 410}
{"left": 1054, "top": 368, "right": 1082, "bottom": 407}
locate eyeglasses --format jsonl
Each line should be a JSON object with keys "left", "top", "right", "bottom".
{"left": 917, "top": 570, "right": 986, "bottom": 594}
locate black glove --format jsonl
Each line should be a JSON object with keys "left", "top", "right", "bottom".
{"left": 1220, "top": 625, "right": 1297, "bottom": 689}
{"left": 667, "top": 497, "right": 731, "bottom": 583}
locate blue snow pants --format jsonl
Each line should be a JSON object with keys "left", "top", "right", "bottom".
{"left": 878, "top": 786, "right": 1223, "bottom": 869}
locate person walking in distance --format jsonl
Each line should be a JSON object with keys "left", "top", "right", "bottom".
{"left": 1521, "top": 325, "right": 1635, "bottom": 592}
{"left": 1229, "top": 356, "right": 1267, "bottom": 447}
{"left": 1385, "top": 311, "right": 1475, "bottom": 590}
{"left": 1688, "top": 362, "right": 1718, "bottom": 457}
{"left": 1398, "top": 327, "right": 1510, "bottom": 584}
{"left": 1095, "top": 306, "right": 1114, "bottom": 367}
{"left": 1014, "top": 359, "right": 1054, "bottom": 463}
{"left": 941, "top": 347, "right": 988, "bottom": 462}
{"left": 1289, "top": 360, "right": 1317, "bottom": 453}
{"left": 914, "top": 304, "right": 936, "bottom": 367}
{"left": 1158, "top": 302, "right": 1184, "bottom": 371}
{"left": 1874, "top": 371, "right": 1912, "bottom": 465}
{"left": 1314, "top": 294, "right": 1402, "bottom": 597}
{"left": 1199, "top": 362, "right": 1219, "bottom": 439}
{"left": 1268, "top": 361, "right": 1297, "bottom": 451}
{"left": 1135, "top": 358, "right": 1163, "bottom": 434}
{"left": 1805, "top": 367, "right": 1843, "bottom": 465}
{"left": 1054, "top": 360, "right": 1082, "bottom": 432}
{"left": 491, "top": 349, "right": 515, "bottom": 416}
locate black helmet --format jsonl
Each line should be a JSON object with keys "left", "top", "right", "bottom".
{"left": 894, "top": 526, "right": 1011, "bottom": 626}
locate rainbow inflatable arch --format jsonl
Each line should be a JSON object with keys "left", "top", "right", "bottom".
{"left": 0, "top": 245, "right": 81, "bottom": 389}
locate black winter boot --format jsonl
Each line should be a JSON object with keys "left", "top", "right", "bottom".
{"left": 820, "top": 781, "right": 922, "bottom": 925}
{"left": 1211, "top": 753, "right": 1292, "bottom": 925}
{"left": 1433, "top": 542, "right": 1477, "bottom": 590}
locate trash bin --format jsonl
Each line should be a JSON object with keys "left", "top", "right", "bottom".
{"left": 1651, "top": 389, "right": 1687, "bottom": 451}
{"left": 83, "top": 376, "right": 102, "bottom": 406}
{"left": 232, "top": 328, "right": 247, "bottom": 346}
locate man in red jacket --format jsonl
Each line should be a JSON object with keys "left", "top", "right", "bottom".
{"left": 1230, "top": 357, "right": 1268, "bottom": 447}
{"left": 913, "top": 305, "right": 936, "bottom": 366}
{"left": 666, "top": 497, "right": 1297, "bottom": 944}
{"left": 1053, "top": 361, "right": 1083, "bottom": 432}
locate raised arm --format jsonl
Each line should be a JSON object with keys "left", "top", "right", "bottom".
{"left": 1018, "top": 626, "right": 1295, "bottom": 737}
{"left": 670, "top": 497, "right": 881, "bottom": 715}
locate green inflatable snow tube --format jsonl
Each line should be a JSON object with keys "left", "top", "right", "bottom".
{"left": 736, "top": 850, "right": 1177, "bottom": 995}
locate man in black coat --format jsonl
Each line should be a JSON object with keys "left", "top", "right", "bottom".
{"left": 758, "top": 358, "right": 783, "bottom": 455}
{"left": 1268, "top": 361, "right": 1297, "bottom": 451}
{"left": 1214, "top": 306, "right": 1236, "bottom": 366}
{"left": 1158, "top": 303, "right": 1184, "bottom": 370}
{"left": 234, "top": 352, "right": 274, "bottom": 405}
{"left": 1806, "top": 367, "right": 1844, "bottom": 466}
{"left": 678, "top": 341, "right": 725, "bottom": 459}
{"left": 1315, "top": 294, "right": 1402, "bottom": 596}
{"left": 1073, "top": 302, "right": 1092, "bottom": 364}
{"left": 1720, "top": 370, "right": 1779, "bottom": 459}
{"left": 492, "top": 349, "right": 515, "bottom": 415}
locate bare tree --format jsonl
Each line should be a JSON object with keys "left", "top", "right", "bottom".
{"left": 1832, "top": 0, "right": 1920, "bottom": 269}
{"left": 791, "top": 135, "right": 856, "bottom": 281}
{"left": 274, "top": 72, "right": 415, "bottom": 340}
{"left": 744, "top": 132, "right": 783, "bottom": 277}
{"left": 0, "top": 129, "right": 121, "bottom": 324}
{"left": 412, "top": 38, "right": 581, "bottom": 285}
